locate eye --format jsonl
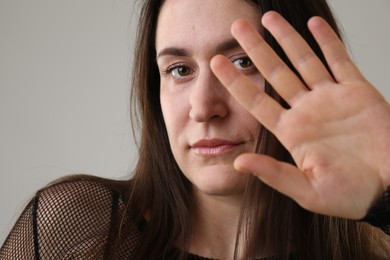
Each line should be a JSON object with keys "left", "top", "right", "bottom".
{"left": 161, "top": 63, "right": 194, "bottom": 83}
{"left": 171, "top": 65, "right": 191, "bottom": 78}
{"left": 232, "top": 56, "right": 254, "bottom": 70}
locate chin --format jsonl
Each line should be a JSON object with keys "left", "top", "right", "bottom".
{"left": 197, "top": 187, "right": 245, "bottom": 197}
{"left": 181, "top": 162, "right": 250, "bottom": 197}
{"left": 192, "top": 173, "right": 248, "bottom": 197}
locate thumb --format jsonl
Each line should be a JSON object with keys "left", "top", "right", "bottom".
{"left": 234, "top": 153, "right": 314, "bottom": 208}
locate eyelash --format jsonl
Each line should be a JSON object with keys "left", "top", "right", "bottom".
{"left": 231, "top": 55, "right": 256, "bottom": 73}
{"left": 161, "top": 63, "right": 193, "bottom": 79}
{"left": 161, "top": 55, "right": 257, "bottom": 82}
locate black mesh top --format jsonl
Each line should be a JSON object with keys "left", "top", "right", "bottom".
{"left": 0, "top": 179, "right": 142, "bottom": 259}
{"left": 1, "top": 178, "right": 389, "bottom": 259}
{"left": 0, "top": 179, "right": 244, "bottom": 259}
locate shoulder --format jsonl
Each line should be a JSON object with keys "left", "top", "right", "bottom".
{"left": 1, "top": 175, "right": 142, "bottom": 259}
{"left": 36, "top": 175, "right": 125, "bottom": 210}
{"left": 34, "top": 174, "right": 133, "bottom": 230}
{"left": 34, "top": 176, "right": 127, "bottom": 226}
{"left": 33, "top": 175, "right": 136, "bottom": 258}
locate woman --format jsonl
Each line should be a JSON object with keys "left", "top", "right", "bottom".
{"left": 1, "top": 0, "right": 390, "bottom": 259}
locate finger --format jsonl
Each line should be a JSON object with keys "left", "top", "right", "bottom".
{"left": 234, "top": 153, "right": 317, "bottom": 209}
{"left": 307, "top": 16, "right": 365, "bottom": 83}
{"left": 211, "top": 54, "right": 284, "bottom": 132}
{"left": 261, "top": 11, "right": 334, "bottom": 88}
{"left": 231, "top": 19, "right": 307, "bottom": 106}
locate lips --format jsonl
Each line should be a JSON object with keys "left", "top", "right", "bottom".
{"left": 190, "top": 139, "right": 242, "bottom": 157}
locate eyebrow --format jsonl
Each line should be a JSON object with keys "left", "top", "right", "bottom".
{"left": 156, "top": 47, "right": 188, "bottom": 60}
{"left": 156, "top": 38, "right": 241, "bottom": 60}
{"left": 215, "top": 38, "right": 240, "bottom": 53}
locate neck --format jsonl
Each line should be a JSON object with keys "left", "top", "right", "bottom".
{"left": 189, "top": 189, "right": 243, "bottom": 259}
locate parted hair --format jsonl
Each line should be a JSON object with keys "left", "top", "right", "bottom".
{"left": 126, "top": 0, "right": 390, "bottom": 259}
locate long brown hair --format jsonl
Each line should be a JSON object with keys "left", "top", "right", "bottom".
{"left": 128, "top": 0, "right": 389, "bottom": 259}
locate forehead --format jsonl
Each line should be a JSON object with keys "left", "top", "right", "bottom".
{"left": 155, "top": 0, "right": 261, "bottom": 52}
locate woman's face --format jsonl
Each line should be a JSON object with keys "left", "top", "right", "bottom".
{"left": 156, "top": 0, "right": 263, "bottom": 197}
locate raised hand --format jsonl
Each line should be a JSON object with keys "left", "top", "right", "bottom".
{"left": 210, "top": 11, "right": 390, "bottom": 219}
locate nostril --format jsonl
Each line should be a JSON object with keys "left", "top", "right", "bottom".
{"left": 189, "top": 72, "right": 229, "bottom": 122}
{"left": 189, "top": 103, "right": 228, "bottom": 122}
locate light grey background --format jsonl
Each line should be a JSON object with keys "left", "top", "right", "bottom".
{"left": 1, "top": 0, "right": 389, "bottom": 244}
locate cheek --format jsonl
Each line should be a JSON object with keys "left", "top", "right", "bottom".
{"left": 245, "top": 116, "right": 260, "bottom": 140}
{"left": 235, "top": 103, "right": 260, "bottom": 133}
{"left": 251, "top": 73, "right": 265, "bottom": 89}
{"left": 160, "top": 91, "right": 190, "bottom": 168}
{"left": 233, "top": 75, "right": 263, "bottom": 134}
{"left": 160, "top": 88, "right": 189, "bottom": 137}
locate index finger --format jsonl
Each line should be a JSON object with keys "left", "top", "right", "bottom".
{"left": 231, "top": 18, "right": 308, "bottom": 105}
{"left": 210, "top": 54, "right": 284, "bottom": 132}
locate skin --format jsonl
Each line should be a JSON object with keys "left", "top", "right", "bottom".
{"left": 156, "top": 0, "right": 263, "bottom": 257}
{"left": 211, "top": 12, "right": 390, "bottom": 220}
{"left": 156, "top": 0, "right": 262, "bottom": 198}
{"left": 156, "top": 0, "right": 390, "bottom": 257}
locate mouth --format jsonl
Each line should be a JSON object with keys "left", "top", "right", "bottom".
{"left": 190, "top": 139, "right": 243, "bottom": 157}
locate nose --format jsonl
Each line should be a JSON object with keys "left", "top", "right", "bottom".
{"left": 189, "top": 69, "right": 229, "bottom": 122}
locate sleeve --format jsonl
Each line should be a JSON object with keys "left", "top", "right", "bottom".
{"left": 0, "top": 179, "right": 122, "bottom": 259}
{"left": 361, "top": 186, "right": 390, "bottom": 234}
{"left": 0, "top": 198, "right": 37, "bottom": 259}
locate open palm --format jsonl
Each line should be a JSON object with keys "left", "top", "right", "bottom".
{"left": 211, "top": 11, "right": 390, "bottom": 219}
